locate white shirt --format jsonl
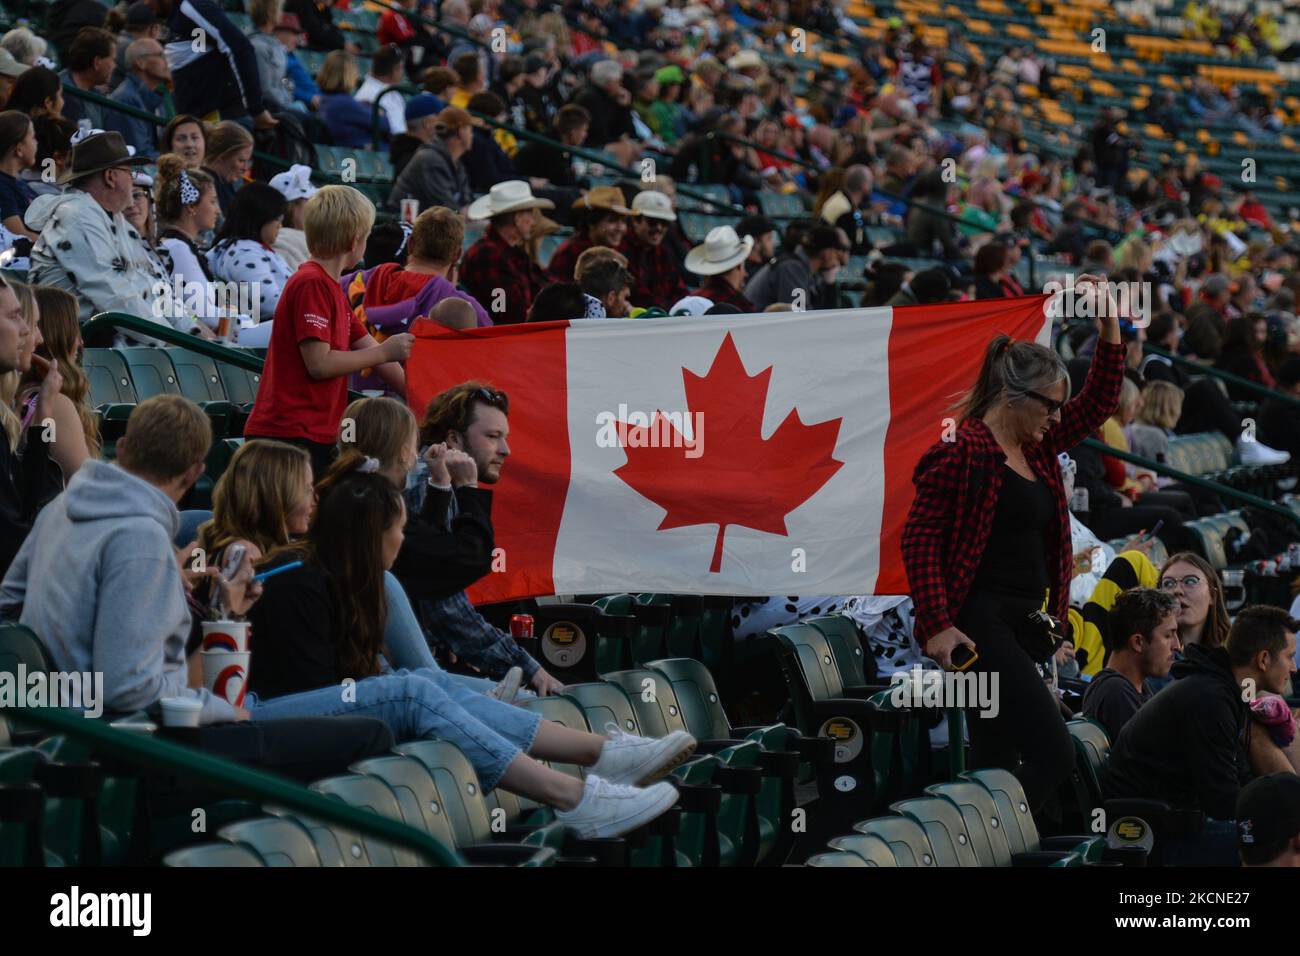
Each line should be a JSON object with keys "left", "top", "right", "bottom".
{"left": 355, "top": 74, "right": 407, "bottom": 135}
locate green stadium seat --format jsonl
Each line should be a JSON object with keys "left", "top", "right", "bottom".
{"left": 218, "top": 816, "right": 322, "bottom": 866}
{"left": 165, "top": 348, "right": 230, "bottom": 402}
{"left": 163, "top": 842, "right": 265, "bottom": 866}
{"left": 826, "top": 832, "right": 898, "bottom": 865}
{"left": 636, "top": 593, "right": 704, "bottom": 659}
{"left": 851, "top": 815, "right": 938, "bottom": 867}
{"left": 592, "top": 593, "right": 668, "bottom": 664}
{"left": 308, "top": 774, "right": 425, "bottom": 866}
{"left": 120, "top": 347, "right": 180, "bottom": 400}
{"left": 527, "top": 604, "right": 634, "bottom": 682}
{"left": 804, "top": 850, "right": 869, "bottom": 866}
{"left": 82, "top": 348, "right": 138, "bottom": 440}
{"left": 955, "top": 769, "right": 1103, "bottom": 863}
{"left": 889, "top": 796, "right": 983, "bottom": 866}
{"left": 805, "top": 614, "right": 875, "bottom": 687}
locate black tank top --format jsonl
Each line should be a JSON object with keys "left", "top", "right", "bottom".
{"left": 971, "top": 463, "right": 1053, "bottom": 599}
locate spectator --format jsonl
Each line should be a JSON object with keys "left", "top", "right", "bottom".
{"left": 647, "top": 65, "right": 687, "bottom": 146}
{"left": 973, "top": 242, "right": 1014, "bottom": 299}
{"left": 28, "top": 113, "right": 76, "bottom": 199}
{"left": 242, "top": 463, "right": 686, "bottom": 837}
{"left": 409, "top": 384, "right": 568, "bottom": 695}
{"left": 689, "top": 226, "right": 756, "bottom": 312}
{"left": 7, "top": 66, "right": 63, "bottom": 119}
{"left": 166, "top": 0, "right": 276, "bottom": 128}
{"left": 276, "top": 14, "right": 320, "bottom": 108}
{"left": 48, "top": 0, "right": 108, "bottom": 53}
{"left": 820, "top": 164, "right": 876, "bottom": 254}
{"left": 620, "top": 190, "right": 688, "bottom": 309}
{"left": 1158, "top": 551, "right": 1231, "bottom": 652}
{"left": 527, "top": 281, "right": 586, "bottom": 322}
{"left": 1259, "top": 357, "right": 1300, "bottom": 461}
{"left": 737, "top": 214, "right": 778, "bottom": 280}
{"left": 1080, "top": 587, "right": 1180, "bottom": 742}
{"left": 154, "top": 156, "right": 227, "bottom": 337}
{"left": 463, "top": 92, "right": 518, "bottom": 194}
{"left": 268, "top": 162, "right": 315, "bottom": 270}
{"left": 59, "top": 27, "right": 117, "bottom": 130}
{"left": 386, "top": 106, "right": 472, "bottom": 214}
{"left": 105, "top": 38, "right": 171, "bottom": 158}
{"left": 457, "top": 180, "right": 553, "bottom": 327}
{"left": 546, "top": 186, "right": 636, "bottom": 283}
{"left": 959, "top": 177, "right": 1005, "bottom": 238}
{"left": 111, "top": 3, "right": 159, "bottom": 88}
{"left": 208, "top": 182, "right": 294, "bottom": 323}
{"left": 389, "top": 93, "right": 440, "bottom": 179}
{"left": 248, "top": 0, "right": 297, "bottom": 114}
{"left": 0, "top": 280, "right": 62, "bottom": 576}
{"left": 1126, "top": 379, "right": 1182, "bottom": 475}
{"left": 906, "top": 168, "right": 962, "bottom": 260}
{"left": 17, "top": 285, "right": 98, "bottom": 477}
{"left": 745, "top": 224, "right": 846, "bottom": 311}
{"left": 1, "top": 27, "right": 46, "bottom": 68}
{"left": 513, "top": 103, "right": 589, "bottom": 192}
{"left": 317, "top": 51, "right": 385, "bottom": 150}
{"left": 344, "top": 206, "right": 492, "bottom": 380}
{"left": 669, "top": 114, "right": 762, "bottom": 200}
{"left": 1103, "top": 605, "right": 1298, "bottom": 865}
{"left": 515, "top": 53, "right": 558, "bottom": 134}
{"left": 26, "top": 131, "right": 164, "bottom": 323}
{"left": 1217, "top": 312, "right": 1274, "bottom": 398}
{"left": 1237, "top": 773, "right": 1300, "bottom": 867}
{"left": 202, "top": 121, "right": 255, "bottom": 217}
{"left": 0, "top": 111, "right": 38, "bottom": 241}
{"left": 242, "top": 185, "right": 412, "bottom": 479}
{"left": 123, "top": 166, "right": 169, "bottom": 280}
{"left": 579, "top": 257, "right": 634, "bottom": 318}
{"left": 284, "top": 0, "right": 349, "bottom": 52}
{"left": 574, "top": 59, "right": 638, "bottom": 165}
{"left": 0, "top": 49, "right": 29, "bottom": 109}
{"left": 160, "top": 114, "right": 207, "bottom": 169}
{"left": 354, "top": 43, "right": 407, "bottom": 138}
{"left": 447, "top": 50, "right": 484, "bottom": 109}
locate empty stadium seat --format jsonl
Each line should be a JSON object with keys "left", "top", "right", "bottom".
{"left": 218, "top": 816, "right": 323, "bottom": 867}
{"left": 825, "top": 832, "right": 898, "bottom": 866}
{"left": 163, "top": 842, "right": 266, "bottom": 867}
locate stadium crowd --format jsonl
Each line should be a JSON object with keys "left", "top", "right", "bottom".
{"left": 1, "top": 0, "right": 1300, "bottom": 865}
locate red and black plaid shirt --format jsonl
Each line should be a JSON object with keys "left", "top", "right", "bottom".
{"left": 460, "top": 226, "right": 546, "bottom": 325}
{"left": 900, "top": 339, "right": 1126, "bottom": 649}
{"left": 620, "top": 232, "right": 688, "bottom": 309}
{"left": 698, "top": 276, "right": 756, "bottom": 313}
{"left": 545, "top": 233, "right": 595, "bottom": 283}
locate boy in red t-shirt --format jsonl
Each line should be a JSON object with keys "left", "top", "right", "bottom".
{"left": 244, "top": 185, "right": 414, "bottom": 479}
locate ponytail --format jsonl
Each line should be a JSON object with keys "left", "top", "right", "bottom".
{"left": 956, "top": 334, "right": 1069, "bottom": 422}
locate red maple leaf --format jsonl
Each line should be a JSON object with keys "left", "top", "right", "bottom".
{"left": 613, "top": 332, "right": 844, "bottom": 573}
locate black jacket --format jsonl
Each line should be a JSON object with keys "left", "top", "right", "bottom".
{"left": 1258, "top": 397, "right": 1300, "bottom": 460}
{"left": 465, "top": 127, "right": 517, "bottom": 194}
{"left": 0, "top": 424, "right": 63, "bottom": 579}
{"left": 1101, "top": 643, "right": 1252, "bottom": 819}
{"left": 389, "top": 133, "right": 423, "bottom": 179}
{"left": 573, "top": 83, "right": 635, "bottom": 147}
{"left": 515, "top": 135, "right": 581, "bottom": 188}
{"left": 390, "top": 485, "right": 495, "bottom": 603}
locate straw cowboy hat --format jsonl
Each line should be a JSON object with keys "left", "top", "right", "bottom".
{"left": 57, "top": 130, "right": 150, "bottom": 185}
{"left": 573, "top": 185, "right": 636, "bottom": 216}
{"left": 684, "top": 225, "right": 753, "bottom": 275}
{"left": 467, "top": 180, "right": 556, "bottom": 220}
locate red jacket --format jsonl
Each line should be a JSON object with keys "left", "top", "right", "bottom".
{"left": 901, "top": 340, "right": 1126, "bottom": 649}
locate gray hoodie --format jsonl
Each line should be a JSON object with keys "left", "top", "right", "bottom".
{"left": 0, "top": 459, "right": 238, "bottom": 724}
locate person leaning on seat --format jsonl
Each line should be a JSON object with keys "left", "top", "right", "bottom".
{"left": 901, "top": 274, "right": 1125, "bottom": 815}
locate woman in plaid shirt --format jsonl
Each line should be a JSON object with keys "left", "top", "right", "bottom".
{"left": 901, "top": 276, "right": 1125, "bottom": 811}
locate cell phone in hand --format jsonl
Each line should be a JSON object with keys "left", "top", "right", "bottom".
{"left": 950, "top": 643, "right": 979, "bottom": 672}
{"left": 219, "top": 543, "right": 247, "bottom": 583}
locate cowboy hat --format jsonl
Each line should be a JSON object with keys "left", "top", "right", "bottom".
{"left": 57, "top": 130, "right": 150, "bottom": 185}
{"left": 467, "top": 180, "right": 556, "bottom": 220}
{"left": 684, "top": 225, "right": 753, "bottom": 275}
{"left": 573, "top": 185, "right": 635, "bottom": 216}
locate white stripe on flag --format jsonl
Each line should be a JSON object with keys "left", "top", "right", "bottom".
{"left": 552, "top": 309, "right": 892, "bottom": 596}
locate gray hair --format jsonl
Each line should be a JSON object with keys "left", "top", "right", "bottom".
{"left": 125, "top": 38, "right": 162, "bottom": 71}
{"left": 591, "top": 59, "right": 623, "bottom": 86}
{"left": 1, "top": 27, "right": 46, "bottom": 65}
{"left": 844, "top": 164, "right": 873, "bottom": 194}
{"left": 959, "top": 335, "right": 1070, "bottom": 421}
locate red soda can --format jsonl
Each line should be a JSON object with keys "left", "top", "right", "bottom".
{"left": 510, "top": 614, "right": 534, "bottom": 639}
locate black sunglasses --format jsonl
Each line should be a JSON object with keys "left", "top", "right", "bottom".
{"left": 475, "top": 387, "right": 507, "bottom": 408}
{"left": 1022, "top": 389, "right": 1065, "bottom": 414}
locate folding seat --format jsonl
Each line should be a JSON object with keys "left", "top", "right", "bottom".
{"left": 636, "top": 593, "right": 705, "bottom": 659}
{"left": 218, "top": 816, "right": 322, "bottom": 866}
{"left": 825, "top": 832, "right": 897, "bottom": 866}
{"left": 591, "top": 593, "right": 668, "bottom": 664}
{"left": 889, "top": 796, "right": 984, "bottom": 866}
{"left": 851, "top": 815, "right": 938, "bottom": 867}
{"left": 804, "top": 614, "right": 875, "bottom": 687}
{"left": 0, "top": 746, "right": 43, "bottom": 866}
{"left": 308, "top": 774, "right": 426, "bottom": 866}
{"left": 163, "top": 842, "right": 266, "bottom": 866}
{"left": 82, "top": 347, "right": 137, "bottom": 442}
{"left": 804, "top": 850, "right": 869, "bottom": 867}
{"left": 350, "top": 755, "right": 557, "bottom": 867}
{"left": 958, "top": 769, "right": 1104, "bottom": 863}
{"left": 124, "top": 348, "right": 232, "bottom": 438}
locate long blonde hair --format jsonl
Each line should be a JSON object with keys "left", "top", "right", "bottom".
{"left": 197, "top": 439, "right": 313, "bottom": 559}
{"left": 20, "top": 286, "right": 100, "bottom": 458}
{"left": 1138, "top": 380, "right": 1183, "bottom": 430}
{"left": 326, "top": 396, "right": 418, "bottom": 485}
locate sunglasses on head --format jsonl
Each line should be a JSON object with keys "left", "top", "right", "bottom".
{"left": 475, "top": 386, "right": 506, "bottom": 407}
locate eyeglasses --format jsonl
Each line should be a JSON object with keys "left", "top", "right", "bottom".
{"left": 1022, "top": 389, "right": 1065, "bottom": 415}
{"left": 1160, "top": 575, "right": 1203, "bottom": 592}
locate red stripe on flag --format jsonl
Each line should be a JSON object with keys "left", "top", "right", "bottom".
{"left": 876, "top": 294, "right": 1051, "bottom": 595}
{"left": 406, "top": 319, "right": 572, "bottom": 603}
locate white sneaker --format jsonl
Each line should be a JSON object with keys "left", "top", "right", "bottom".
{"left": 489, "top": 666, "right": 524, "bottom": 704}
{"left": 1239, "top": 438, "right": 1291, "bottom": 465}
{"left": 590, "top": 723, "right": 697, "bottom": 786}
{"left": 555, "top": 774, "right": 678, "bottom": 839}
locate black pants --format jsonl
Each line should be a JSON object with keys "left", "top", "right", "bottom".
{"left": 955, "top": 590, "right": 1075, "bottom": 814}
{"left": 1177, "top": 377, "right": 1242, "bottom": 444}
{"left": 1088, "top": 503, "right": 1200, "bottom": 556}
{"left": 174, "top": 59, "right": 253, "bottom": 121}
{"left": 244, "top": 435, "right": 336, "bottom": 483}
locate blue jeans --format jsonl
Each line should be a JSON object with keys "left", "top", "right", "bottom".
{"left": 381, "top": 572, "right": 534, "bottom": 699}
{"left": 245, "top": 667, "right": 542, "bottom": 790}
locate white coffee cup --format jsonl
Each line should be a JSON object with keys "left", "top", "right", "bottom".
{"left": 201, "top": 650, "right": 252, "bottom": 708}
{"left": 159, "top": 696, "right": 203, "bottom": 728}
{"left": 202, "top": 619, "right": 251, "bottom": 653}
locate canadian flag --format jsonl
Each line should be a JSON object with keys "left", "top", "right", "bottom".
{"left": 406, "top": 296, "right": 1052, "bottom": 604}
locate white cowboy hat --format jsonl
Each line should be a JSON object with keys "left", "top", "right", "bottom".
{"left": 270, "top": 164, "right": 318, "bottom": 202}
{"left": 632, "top": 190, "right": 677, "bottom": 222}
{"left": 670, "top": 295, "right": 714, "bottom": 316}
{"left": 727, "top": 49, "right": 764, "bottom": 71}
{"left": 684, "top": 225, "right": 754, "bottom": 276}
{"left": 467, "top": 180, "right": 556, "bottom": 220}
